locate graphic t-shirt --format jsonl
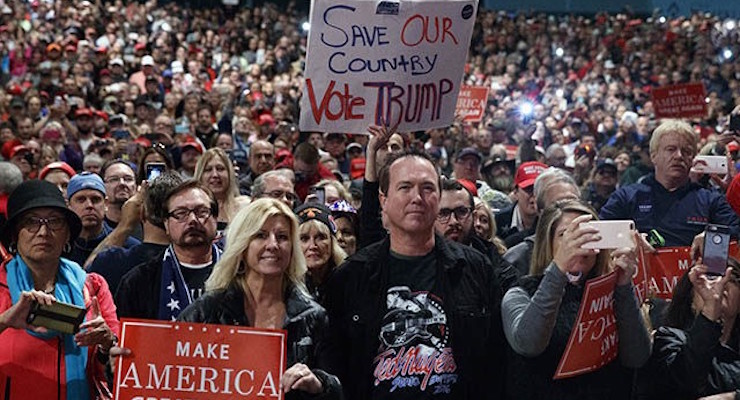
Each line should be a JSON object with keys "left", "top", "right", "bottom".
{"left": 371, "top": 251, "right": 459, "bottom": 399}
{"left": 180, "top": 261, "right": 213, "bottom": 301}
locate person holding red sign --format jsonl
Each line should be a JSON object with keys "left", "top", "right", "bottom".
{"left": 638, "top": 260, "right": 740, "bottom": 399}
{"left": 177, "top": 198, "right": 342, "bottom": 399}
{"left": 501, "top": 199, "right": 651, "bottom": 400}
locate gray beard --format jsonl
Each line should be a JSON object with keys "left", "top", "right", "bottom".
{"left": 489, "top": 175, "right": 514, "bottom": 192}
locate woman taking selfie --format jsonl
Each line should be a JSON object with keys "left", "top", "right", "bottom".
{"left": 178, "top": 198, "right": 341, "bottom": 399}
{"left": 638, "top": 260, "right": 739, "bottom": 399}
{"left": 295, "top": 203, "right": 347, "bottom": 304}
{"left": 0, "top": 180, "right": 119, "bottom": 399}
{"left": 501, "top": 199, "right": 651, "bottom": 400}
{"left": 194, "top": 147, "right": 250, "bottom": 232}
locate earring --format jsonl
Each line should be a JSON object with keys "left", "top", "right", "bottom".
{"left": 63, "top": 242, "right": 71, "bottom": 253}
{"left": 7, "top": 243, "right": 16, "bottom": 254}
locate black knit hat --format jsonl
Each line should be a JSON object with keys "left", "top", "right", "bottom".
{"left": 294, "top": 203, "right": 337, "bottom": 235}
{"left": 2, "top": 180, "right": 82, "bottom": 246}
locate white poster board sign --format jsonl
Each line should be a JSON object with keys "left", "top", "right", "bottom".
{"left": 300, "top": 0, "right": 478, "bottom": 134}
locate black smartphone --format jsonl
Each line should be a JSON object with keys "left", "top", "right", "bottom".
{"left": 27, "top": 301, "right": 86, "bottom": 334}
{"left": 703, "top": 224, "right": 730, "bottom": 276}
{"left": 146, "top": 162, "right": 166, "bottom": 182}
{"left": 309, "top": 187, "right": 325, "bottom": 204}
{"left": 730, "top": 114, "right": 740, "bottom": 132}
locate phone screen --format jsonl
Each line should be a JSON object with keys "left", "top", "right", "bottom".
{"left": 703, "top": 224, "right": 730, "bottom": 276}
{"left": 146, "top": 162, "right": 166, "bottom": 182}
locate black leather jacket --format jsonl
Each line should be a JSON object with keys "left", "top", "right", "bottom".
{"left": 178, "top": 283, "right": 343, "bottom": 400}
{"left": 638, "top": 314, "right": 740, "bottom": 400}
{"left": 319, "top": 233, "right": 514, "bottom": 400}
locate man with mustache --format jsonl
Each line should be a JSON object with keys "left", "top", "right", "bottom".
{"left": 434, "top": 179, "right": 508, "bottom": 268}
{"left": 600, "top": 120, "right": 739, "bottom": 246}
{"left": 101, "top": 160, "right": 139, "bottom": 236}
{"left": 115, "top": 180, "right": 221, "bottom": 320}
{"left": 66, "top": 172, "right": 139, "bottom": 266}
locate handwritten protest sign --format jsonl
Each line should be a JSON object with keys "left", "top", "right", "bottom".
{"left": 300, "top": 0, "right": 478, "bottom": 134}
{"left": 554, "top": 272, "right": 618, "bottom": 379}
{"left": 652, "top": 82, "right": 707, "bottom": 119}
{"left": 115, "top": 319, "right": 286, "bottom": 400}
{"left": 636, "top": 242, "right": 739, "bottom": 300}
{"left": 455, "top": 85, "right": 488, "bottom": 122}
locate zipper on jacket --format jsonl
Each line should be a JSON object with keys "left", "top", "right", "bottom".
{"left": 3, "top": 375, "right": 9, "bottom": 400}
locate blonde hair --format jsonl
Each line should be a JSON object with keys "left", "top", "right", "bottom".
{"left": 314, "top": 179, "right": 350, "bottom": 203}
{"left": 205, "top": 198, "right": 308, "bottom": 296}
{"left": 649, "top": 119, "right": 697, "bottom": 156}
{"left": 194, "top": 148, "right": 240, "bottom": 218}
{"left": 473, "top": 197, "right": 506, "bottom": 255}
{"left": 298, "top": 219, "right": 347, "bottom": 272}
{"left": 529, "top": 199, "right": 610, "bottom": 276}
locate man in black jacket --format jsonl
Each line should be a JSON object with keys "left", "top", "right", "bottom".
{"left": 115, "top": 180, "right": 221, "bottom": 320}
{"left": 320, "top": 149, "right": 513, "bottom": 400}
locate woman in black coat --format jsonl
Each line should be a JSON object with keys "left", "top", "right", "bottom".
{"left": 178, "top": 198, "right": 342, "bottom": 400}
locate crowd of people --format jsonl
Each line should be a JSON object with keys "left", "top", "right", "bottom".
{"left": 0, "top": 0, "right": 739, "bottom": 399}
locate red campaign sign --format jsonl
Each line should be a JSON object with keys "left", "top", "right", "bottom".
{"left": 455, "top": 85, "right": 489, "bottom": 122}
{"left": 637, "top": 242, "right": 739, "bottom": 300}
{"left": 554, "top": 272, "right": 618, "bottom": 380}
{"left": 651, "top": 82, "right": 707, "bottom": 119}
{"left": 115, "top": 319, "right": 287, "bottom": 400}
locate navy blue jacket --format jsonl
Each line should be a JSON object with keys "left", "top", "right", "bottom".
{"left": 599, "top": 174, "right": 739, "bottom": 247}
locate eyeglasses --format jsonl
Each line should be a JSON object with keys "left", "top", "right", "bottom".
{"left": 437, "top": 206, "right": 472, "bottom": 223}
{"left": 19, "top": 216, "right": 66, "bottom": 233}
{"left": 167, "top": 206, "right": 213, "bottom": 222}
{"left": 104, "top": 175, "right": 136, "bottom": 184}
{"left": 264, "top": 190, "right": 298, "bottom": 203}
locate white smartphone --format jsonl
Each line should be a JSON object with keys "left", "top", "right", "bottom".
{"left": 581, "top": 220, "right": 636, "bottom": 249}
{"left": 692, "top": 155, "right": 727, "bottom": 175}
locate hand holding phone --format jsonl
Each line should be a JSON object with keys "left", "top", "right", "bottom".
{"left": 581, "top": 220, "right": 636, "bottom": 249}
{"left": 26, "top": 299, "right": 86, "bottom": 335}
{"left": 703, "top": 224, "right": 730, "bottom": 276}
{"left": 691, "top": 155, "right": 728, "bottom": 175}
{"left": 145, "top": 162, "right": 166, "bottom": 182}
{"left": 309, "top": 187, "right": 325, "bottom": 204}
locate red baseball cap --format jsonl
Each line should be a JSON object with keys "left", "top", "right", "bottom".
{"left": 8, "top": 145, "right": 29, "bottom": 159}
{"left": 39, "top": 161, "right": 76, "bottom": 180}
{"left": 258, "top": 113, "right": 275, "bottom": 126}
{"left": 180, "top": 141, "right": 203, "bottom": 154}
{"left": 458, "top": 179, "right": 479, "bottom": 197}
{"left": 514, "top": 161, "right": 548, "bottom": 189}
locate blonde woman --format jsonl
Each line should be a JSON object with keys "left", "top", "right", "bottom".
{"left": 473, "top": 197, "right": 506, "bottom": 255}
{"left": 295, "top": 203, "right": 347, "bottom": 304}
{"left": 194, "top": 147, "right": 250, "bottom": 232}
{"left": 501, "top": 199, "right": 651, "bottom": 400}
{"left": 178, "top": 199, "right": 341, "bottom": 399}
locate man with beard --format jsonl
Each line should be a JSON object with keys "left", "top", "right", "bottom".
{"left": 66, "top": 172, "right": 140, "bottom": 266}
{"left": 101, "top": 160, "right": 143, "bottom": 239}
{"left": 454, "top": 147, "right": 511, "bottom": 212}
{"left": 115, "top": 181, "right": 221, "bottom": 320}
{"left": 74, "top": 108, "right": 96, "bottom": 154}
{"left": 238, "top": 140, "right": 275, "bottom": 195}
{"left": 435, "top": 179, "right": 513, "bottom": 269}
{"left": 600, "top": 120, "right": 739, "bottom": 246}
